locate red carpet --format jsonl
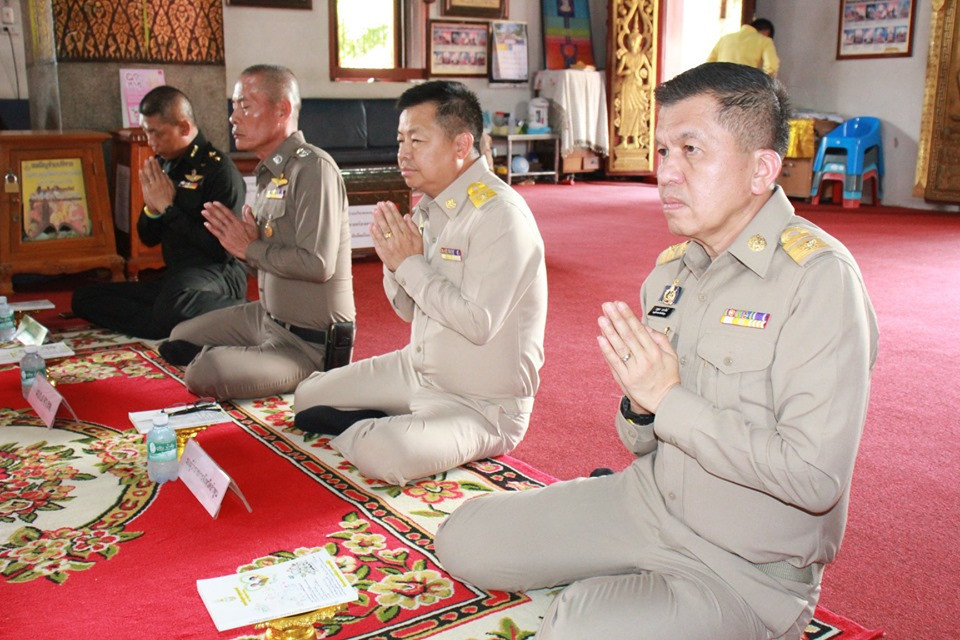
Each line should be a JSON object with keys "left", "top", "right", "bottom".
{"left": 11, "top": 181, "right": 957, "bottom": 637}
{"left": 1, "top": 338, "right": 877, "bottom": 639}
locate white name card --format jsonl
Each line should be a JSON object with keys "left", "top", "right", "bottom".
{"left": 27, "top": 375, "right": 79, "bottom": 428}
{"left": 179, "top": 439, "right": 251, "bottom": 518}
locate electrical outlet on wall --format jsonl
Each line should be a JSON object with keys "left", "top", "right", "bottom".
{"left": 1, "top": 7, "right": 15, "bottom": 25}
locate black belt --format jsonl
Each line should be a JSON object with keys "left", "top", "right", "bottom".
{"left": 268, "top": 314, "right": 327, "bottom": 344}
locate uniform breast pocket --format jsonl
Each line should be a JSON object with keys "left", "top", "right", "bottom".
{"left": 258, "top": 200, "right": 287, "bottom": 238}
{"left": 696, "top": 331, "right": 774, "bottom": 410}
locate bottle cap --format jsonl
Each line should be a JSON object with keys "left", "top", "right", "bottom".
{"left": 152, "top": 412, "right": 169, "bottom": 426}
{"left": 0, "top": 296, "right": 6, "bottom": 304}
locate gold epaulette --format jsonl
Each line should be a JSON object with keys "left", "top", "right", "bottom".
{"left": 656, "top": 241, "right": 689, "bottom": 265}
{"left": 780, "top": 226, "right": 831, "bottom": 265}
{"left": 467, "top": 181, "right": 497, "bottom": 208}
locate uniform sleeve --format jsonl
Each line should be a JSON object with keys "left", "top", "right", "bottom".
{"left": 393, "top": 203, "right": 543, "bottom": 345}
{"left": 762, "top": 39, "right": 780, "bottom": 76}
{"left": 245, "top": 157, "right": 346, "bottom": 283}
{"left": 653, "top": 256, "right": 878, "bottom": 514}
{"left": 384, "top": 266, "right": 416, "bottom": 322}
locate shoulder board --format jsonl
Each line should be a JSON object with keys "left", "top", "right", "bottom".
{"left": 467, "top": 181, "right": 497, "bottom": 208}
{"left": 656, "top": 241, "right": 689, "bottom": 265}
{"left": 208, "top": 151, "right": 222, "bottom": 162}
{"left": 780, "top": 226, "right": 831, "bottom": 265}
{"left": 295, "top": 146, "right": 314, "bottom": 158}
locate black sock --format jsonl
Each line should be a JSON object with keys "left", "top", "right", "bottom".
{"left": 589, "top": 467, "right": 615, "bottom": 477}
{"left": 294, "top": 406, "right": 387, "bottom": 436}
{"left": 158, "top": 340, "right": 202, "bottom": 366}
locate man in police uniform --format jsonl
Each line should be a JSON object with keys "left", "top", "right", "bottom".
{"left": 71, "top": 86, "right": 247, "bottom": 338}
{"left": 293, "top": 80, "right": 548, "bottom": 486}
{"left": 434, "top": 63, "right": 879, "bottom": 640}
{"left": 159, "top": 65, "right": 355, "bottom": 400}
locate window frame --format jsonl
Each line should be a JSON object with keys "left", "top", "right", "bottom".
{"left": 328, "top": 0, "right": 426, "bottom": 81}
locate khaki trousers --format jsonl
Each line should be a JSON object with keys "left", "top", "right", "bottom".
{"left": 170, "top": 302, "right": 325, "bottom": 400}
{"left": 294, "top": 347, "right": 530, "bottom": 485}
{"left": 434, "top": 455, "right": 817, "bottom": 640}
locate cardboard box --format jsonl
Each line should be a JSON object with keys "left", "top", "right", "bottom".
{"left": 561, "top": 149, "right": 599, "bottom": 174}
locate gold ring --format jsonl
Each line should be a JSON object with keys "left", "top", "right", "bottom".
{"left": 622, "top": 353, "right": 631, "bottom": 363}
{"left": 383, "top": 231, "right": 393, "bottom": 239}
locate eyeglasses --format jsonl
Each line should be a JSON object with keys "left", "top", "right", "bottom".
{"left": 163, "top": 398, "right": 220, "bottom": 416}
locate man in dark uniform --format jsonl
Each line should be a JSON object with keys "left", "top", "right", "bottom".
{"left": 71, "top": 86, "right": 247, "bottom": 339}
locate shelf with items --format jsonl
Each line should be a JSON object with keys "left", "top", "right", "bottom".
{"left": 489, "top": 133, "right": 560, "bottom": 185}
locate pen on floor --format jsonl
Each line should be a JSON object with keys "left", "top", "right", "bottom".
{"left": 163, "top": 400, "right": 219, "bottom": 416}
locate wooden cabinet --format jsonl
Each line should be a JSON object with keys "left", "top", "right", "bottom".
{"left": 0, "top": 131, "right": 123, "bottom": 294}
{"left": 779, "top": 157, "right": 814, "bottom": 199}
{"left": 111, "top": 128, "right": 164, "bottom": 280}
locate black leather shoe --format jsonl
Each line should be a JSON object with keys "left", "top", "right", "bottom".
{"left": 158, "top": 340, "right": 202, "bottom": 366}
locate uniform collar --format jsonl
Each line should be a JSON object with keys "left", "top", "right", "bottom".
{"left": 683, "top": 187, "right": 794, "bottom": 279}
{"left": 418, "top": 156, "right": 489, "bottom": 220}
{"left": 165, "top": 131, "right": 208, "bottom": 172}
{"left": 258, "top": 131, "right": 306, "bottom": 178}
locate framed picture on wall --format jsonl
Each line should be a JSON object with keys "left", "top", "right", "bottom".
{"left": 428, "top": 20, "right": 490, "bottom": 77}
{"left": 836, "top": 0, "right": 916, "bottom": 59}
{"left": 442, "top": 0, "right": 508, "bottom": 20}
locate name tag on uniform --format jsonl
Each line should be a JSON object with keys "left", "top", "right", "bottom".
{"left": 440, "top": 247, "right": 462, "bottom": 261}
{"left": 648, "top": 306, "right": 675, "bottom": 318}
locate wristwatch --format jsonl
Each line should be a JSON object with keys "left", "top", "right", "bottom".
{"left": 620, "top": 395, "right": 655, "bottom": 425}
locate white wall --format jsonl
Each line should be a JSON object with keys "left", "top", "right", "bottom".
{"left": 224, "top": 0, "right": 545, "bottom": 123}
{"left": 758, "top": 0, "right": 952, "bottom": 211}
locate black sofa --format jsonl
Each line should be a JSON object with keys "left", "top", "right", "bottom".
{"left": 230, "top": 97, "right": 401, "bottom": 167}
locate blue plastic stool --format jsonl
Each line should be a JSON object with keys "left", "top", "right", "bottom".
{"left": 810, "top": 117, "right": 884, "bottom": 206}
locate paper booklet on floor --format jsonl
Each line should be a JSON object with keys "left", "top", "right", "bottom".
{"left": 0, "top": 341, "right": 74, "bottom": 365}
{"left": 197, "top": 549, "right": 359, "bottom": 632}
{"left": 128, "top": 407, "right": 230, "bottom": 434}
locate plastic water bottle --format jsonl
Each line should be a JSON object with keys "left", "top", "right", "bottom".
{"left": 146, "top": 413, "right": 179, "bottom": 483}
{"left": 0, "top": 296, "right": 16, "bottom": 341}
{"left": 19, "top": 345, "right": 46, "bottom": 399}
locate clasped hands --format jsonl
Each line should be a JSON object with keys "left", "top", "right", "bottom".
{"left": 140, "top": 156, "right": 176, "bottom": 214}
{"left": 597, "top": 301, "right": 680, "bottom": 416}
{"left": 370, "top": 200, "right": 422, "bottom": 272}
{"left": 202, "top": 201, "right": 259, "bottom": 260}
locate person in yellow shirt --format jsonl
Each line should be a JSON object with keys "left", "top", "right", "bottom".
{"left": 707, "top": 19, "right": 779, "bottom": 77}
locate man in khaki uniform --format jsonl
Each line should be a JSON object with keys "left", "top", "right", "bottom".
{"left": 435, "top": 63, "right": 878, "bottom": 640}
{"left": 294, "top": 81, "right": 547, "bottom": 486}
{"left": 159, "top": 65, "right": 355, "bottom": 399}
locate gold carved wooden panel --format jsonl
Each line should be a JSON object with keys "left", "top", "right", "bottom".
{"left": 607, "top": 0, "right": 659, "bottom": 174}
{"left": 916, "top": 0, "right": 960, "bottom": 202}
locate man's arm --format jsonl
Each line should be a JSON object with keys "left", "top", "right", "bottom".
{"left": 137, "top": 155, "right": 246, "bottom": 260}
{"left": 245, "top": 157, "right": 346, "bottom": 283}
{"left": 654, "top": 257, "right": 877, "bottom": 513}
{"left": 762, "top": 39, "right": 780, "bottom": 76}
{"left": 393, "top": 203, "right": 543, "bottom": 345}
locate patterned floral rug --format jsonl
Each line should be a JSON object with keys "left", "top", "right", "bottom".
{"left": 0, "top": 329, "right": 881, "bottom": 639}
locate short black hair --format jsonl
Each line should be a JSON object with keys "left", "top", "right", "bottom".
{"left": 396, "top": 81, "right": 483, "bottom": 153}
{"left": 655, "top": 61, "right": 791, "bottom": 156}
{"left": 751, "top": 18, "right": 775, "bottom": 38}
{"left": 139, "top": 86, "right": 195, "bottom": 126}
